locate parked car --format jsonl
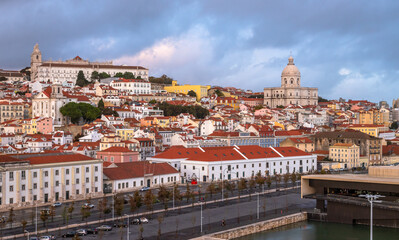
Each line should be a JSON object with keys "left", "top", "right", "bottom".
{"left": 62, "top": 231, "right": 76, "bottom": 238}
{"left": 140, "top": 217, "right": 149, "bottom": 223}
{"left": 96, "top": 225, "right": 113, "bottom": 231}
{"left": 39, "top": 236, "right": 55, "bottom": 240}
{"left": 75, "top": 229, "right": 87, "bottom": 236}
{"left": 0, "top": 216, "right": 6, "bottom": 223}
{"left": 140, "top": 186, "right": 150, "bottom": 192}
{"left": 52, "top": 202, "right": 62, "bottom": 207}
{"left": 132, "top": 218, "right": 141, "bottom": 225}
{"left": 29, "top": 237, "right": 39, "bottom": 240}
{"left": 86, "top": 228, "right": 98, "bottom": 234}
{"left": 82, "top": 203, "right": 95, "bottom": 209}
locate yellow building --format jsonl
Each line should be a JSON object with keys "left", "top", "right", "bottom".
{"left": 164, "top": 81, "right": 210, "bottom": 101}
{"left": 341, "top": 124, "right": 387, "bottom": 137}
{"left": 358, "top": 109, "right": 390, "bottom": 127}
{"left": 21, "top": 118, "right": 38, "bottom": 134}
{"left": 116, "top": 129, "right": 136, "bottom": 141}
{"left": 329, "top": 143, "right": 360, "bottom": 169}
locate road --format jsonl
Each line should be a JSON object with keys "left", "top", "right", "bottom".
{"left": 8, "top": 185, "right": 314, "bottom": 240}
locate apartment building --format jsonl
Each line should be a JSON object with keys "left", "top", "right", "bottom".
{"left": 0, "top": 152, "right": 103, "bottom": 207}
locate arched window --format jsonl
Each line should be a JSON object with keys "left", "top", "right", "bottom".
{"left": 290, "top": 78, "right": 293, "bottom": 84}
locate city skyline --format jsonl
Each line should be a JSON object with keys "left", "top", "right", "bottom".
{"left": 1, "top": 1, "right": 399, "bottom": 102}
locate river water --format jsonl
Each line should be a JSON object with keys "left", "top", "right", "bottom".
{"left": 234, "top": 221, "right": 399, "bottom": 240}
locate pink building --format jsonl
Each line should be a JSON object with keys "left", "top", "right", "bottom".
{"left": 36, "top": 117, "right": 53, "bottom": 134}
{"left": 96, "top": 146, "right": 139, "bottom": 163}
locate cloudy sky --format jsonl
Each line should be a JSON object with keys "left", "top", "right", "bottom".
{"left": 1, "top": 0, "right": 399, "bottom": 102}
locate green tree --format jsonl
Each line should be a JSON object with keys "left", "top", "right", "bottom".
{"left": 60, "top": 102, "right": 82, "bottom": 124}
{"left": 391, "top": 121, "right": 399, "bottom": 130}
{"left": 98, "top": 72, "right": 110, "bottom": 79}
{"left": 123, "top": 72, "right": 135, "bottom": 79}
{"left": 40, "top": 211, "right": 48, "bottom": 228}
{"left": 283, "top": 173, "right": 290, "bottom": 188}
{"left": 149, "top": 99, "right": 157, "bottom": 104}
{"left": 255, "top": 172, "right": 265, "bottom": 190}
{"left": 0, "top": 77, "right": 7, "bottom": 82}
{"left": 248, "top": 177, "right": 256, "bottom": 199}
{"left": 91, "top": 71, "right": 99, "bottom": 81}
{"left": 60, "top": 102, "right": 101, "bottom": 124}
{"left": 214, "top": 89, "right": 224, "bottom": 97}
{"left": 290, "top": 173, "right": 297, "bottom": 187}
{"left": 156, "top": 102, "right": 209, "bottom": 119}
{"left": 114, "top": 72, "right": 124, "bottom": 78}
{"left": 114, "top": 195, "right": 124, "bottom": 217}
{"left": 158, "top": 185, "right": 171, "bottom": 210}
{"left": 76, "top": 70, "right": 89, "bottom": 87}
{"left": 20, "top": 219, "right": 27, "bottom": 234}
{"left": 98, "top": 99, "right": 105, "bottom": 111}
{"left": 144, "top": 190, "right": 155, "bottom": 212}
{"left": 133, "top": 191, "right": 143, "bottom": 209}
{"left": 81, "top": 207, "right": 91, "bottom": 224}
{"left": 266, "top": 174, "right": 272, "bottom": 189}
{"left": 206, "top": 182, "right": 217, "bottom": 199}
{"left": 68, "top": 202, "right": 75, "bottom": 220}
{"left": 148, "top": 74, "right": 174, "bottom": 84}
{"left": 185, "top": 183, "right": 193, "bottom": 203}
{"left": 238, "top": 178, "right": 247, "bottom": 199}
{"left": 318, "top": 96, "right": 329, "bottom": 102}
{"left": 187, "top": 90, "right": 197, "bottom": 98}
{"left": 129, "top": 195, "right": 137, "bottom": 214}
{"left": 62, "top": 206, "right": 68, "bottom": 224}
{"left": 254, "top": 105, "right": 264, "bottom": 110}
{"left": 274, "top": 174, "right": 281, "bottom": 189}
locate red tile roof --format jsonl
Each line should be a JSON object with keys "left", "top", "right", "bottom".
{"left": 153, "top": 145, "right": 311, "bottom": 162}
{"left": 103, "top": 161, "right": 178, "bottom": 180}
{"left": 98, "top": 146, "right": 133, "bottom": 153}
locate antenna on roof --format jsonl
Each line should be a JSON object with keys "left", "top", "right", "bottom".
{"left": 198, "top": 146, "right": 205, "bottom": 152}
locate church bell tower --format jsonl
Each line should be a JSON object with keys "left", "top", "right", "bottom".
{"left": 30, "top": 43, "right": 42, "bottom": 81}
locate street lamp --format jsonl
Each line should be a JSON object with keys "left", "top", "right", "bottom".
{"left": 359, "top": 194, "right": 384, "bottom": 240}
{"left": 124, "top": 214, "right": 130, "bottom": 240}
{"left": 200, "top": 202, "right": 203, "bottom": 233}
{"left": 24, "top": 230, "right": 29, "bottom": 240}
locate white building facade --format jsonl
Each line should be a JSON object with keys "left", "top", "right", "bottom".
{"left": 0, "top": 153, "right": 103, "bottom": 207}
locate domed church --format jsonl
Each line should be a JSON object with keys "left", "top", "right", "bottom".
{"left": 263, "top": 56, "right": 318, "bottom": 107}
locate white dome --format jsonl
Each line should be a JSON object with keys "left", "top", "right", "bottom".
{"left": 281, "top": 56, "right": 300, "bottom": 78}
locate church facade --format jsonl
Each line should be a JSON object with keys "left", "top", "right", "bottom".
{"left": 263, "top": 56, "right": 318, "bottom": 108}
{"left": 30, "top": 44, "right": 149, "bottom": 83}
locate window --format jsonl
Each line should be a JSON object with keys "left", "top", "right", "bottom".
{"left": 55, "top": 170, "right": 59, "bottom": 176}
{"left": 86, "top": 167, "right": 89, "bottom": 173}
{"left": 95, "top": 166, "right": 98, "bottom": 172}
{"left": 33, "top": 195, "right": 37, "bottom": 201}
{"left": 184, "top": 165, "right": 186, "bottom": 169}
{"left": 44, "top": 171, "right": 48, "bottom": 177}
{"left": 9, "top": 172, "right": 13, "bottom": 181}
{"left": 86, "top": 188, "right": 89, "bottom": 194}
{"left": 22, "top": 196, "right": 25, "bottom": 202}
{"left": 22, "top": 185, "right": 25, "bottom": 191}
{"left": 33, "top": 183, "right": 37, "bottom": 189}
{"left": 76, "top": 179, "right": 80, "bottom": 184}
{"left": 21, "top": 171, "right": 26, "bottom": 180}
{"left": 45, "top": 182, "right": 48, "bottom": 188}
{"left": 9, "top": 186, "right": 13, "bottom": 192}
{"left": 66, "top": 169, "right": 70, "bottom": 175}
{"left": 76, "top": 168, "right": 79, "bottom": 174}
{"left": 95, "top": 176, "right": 98, "bottom": 182}
{"left": 9, "top": 198, "right": 13, "bottom": 204}
{"left": 86, "top": 177, "right": 89, "bottom": 183}
{"left": 56, "top": 181, "right": 59, "bottom": 187}
{"left": 76, "top": 189, "right": 79, "bottom": 195}
{"left": 66, "top": 180, "right": 69, "bottom": 185}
